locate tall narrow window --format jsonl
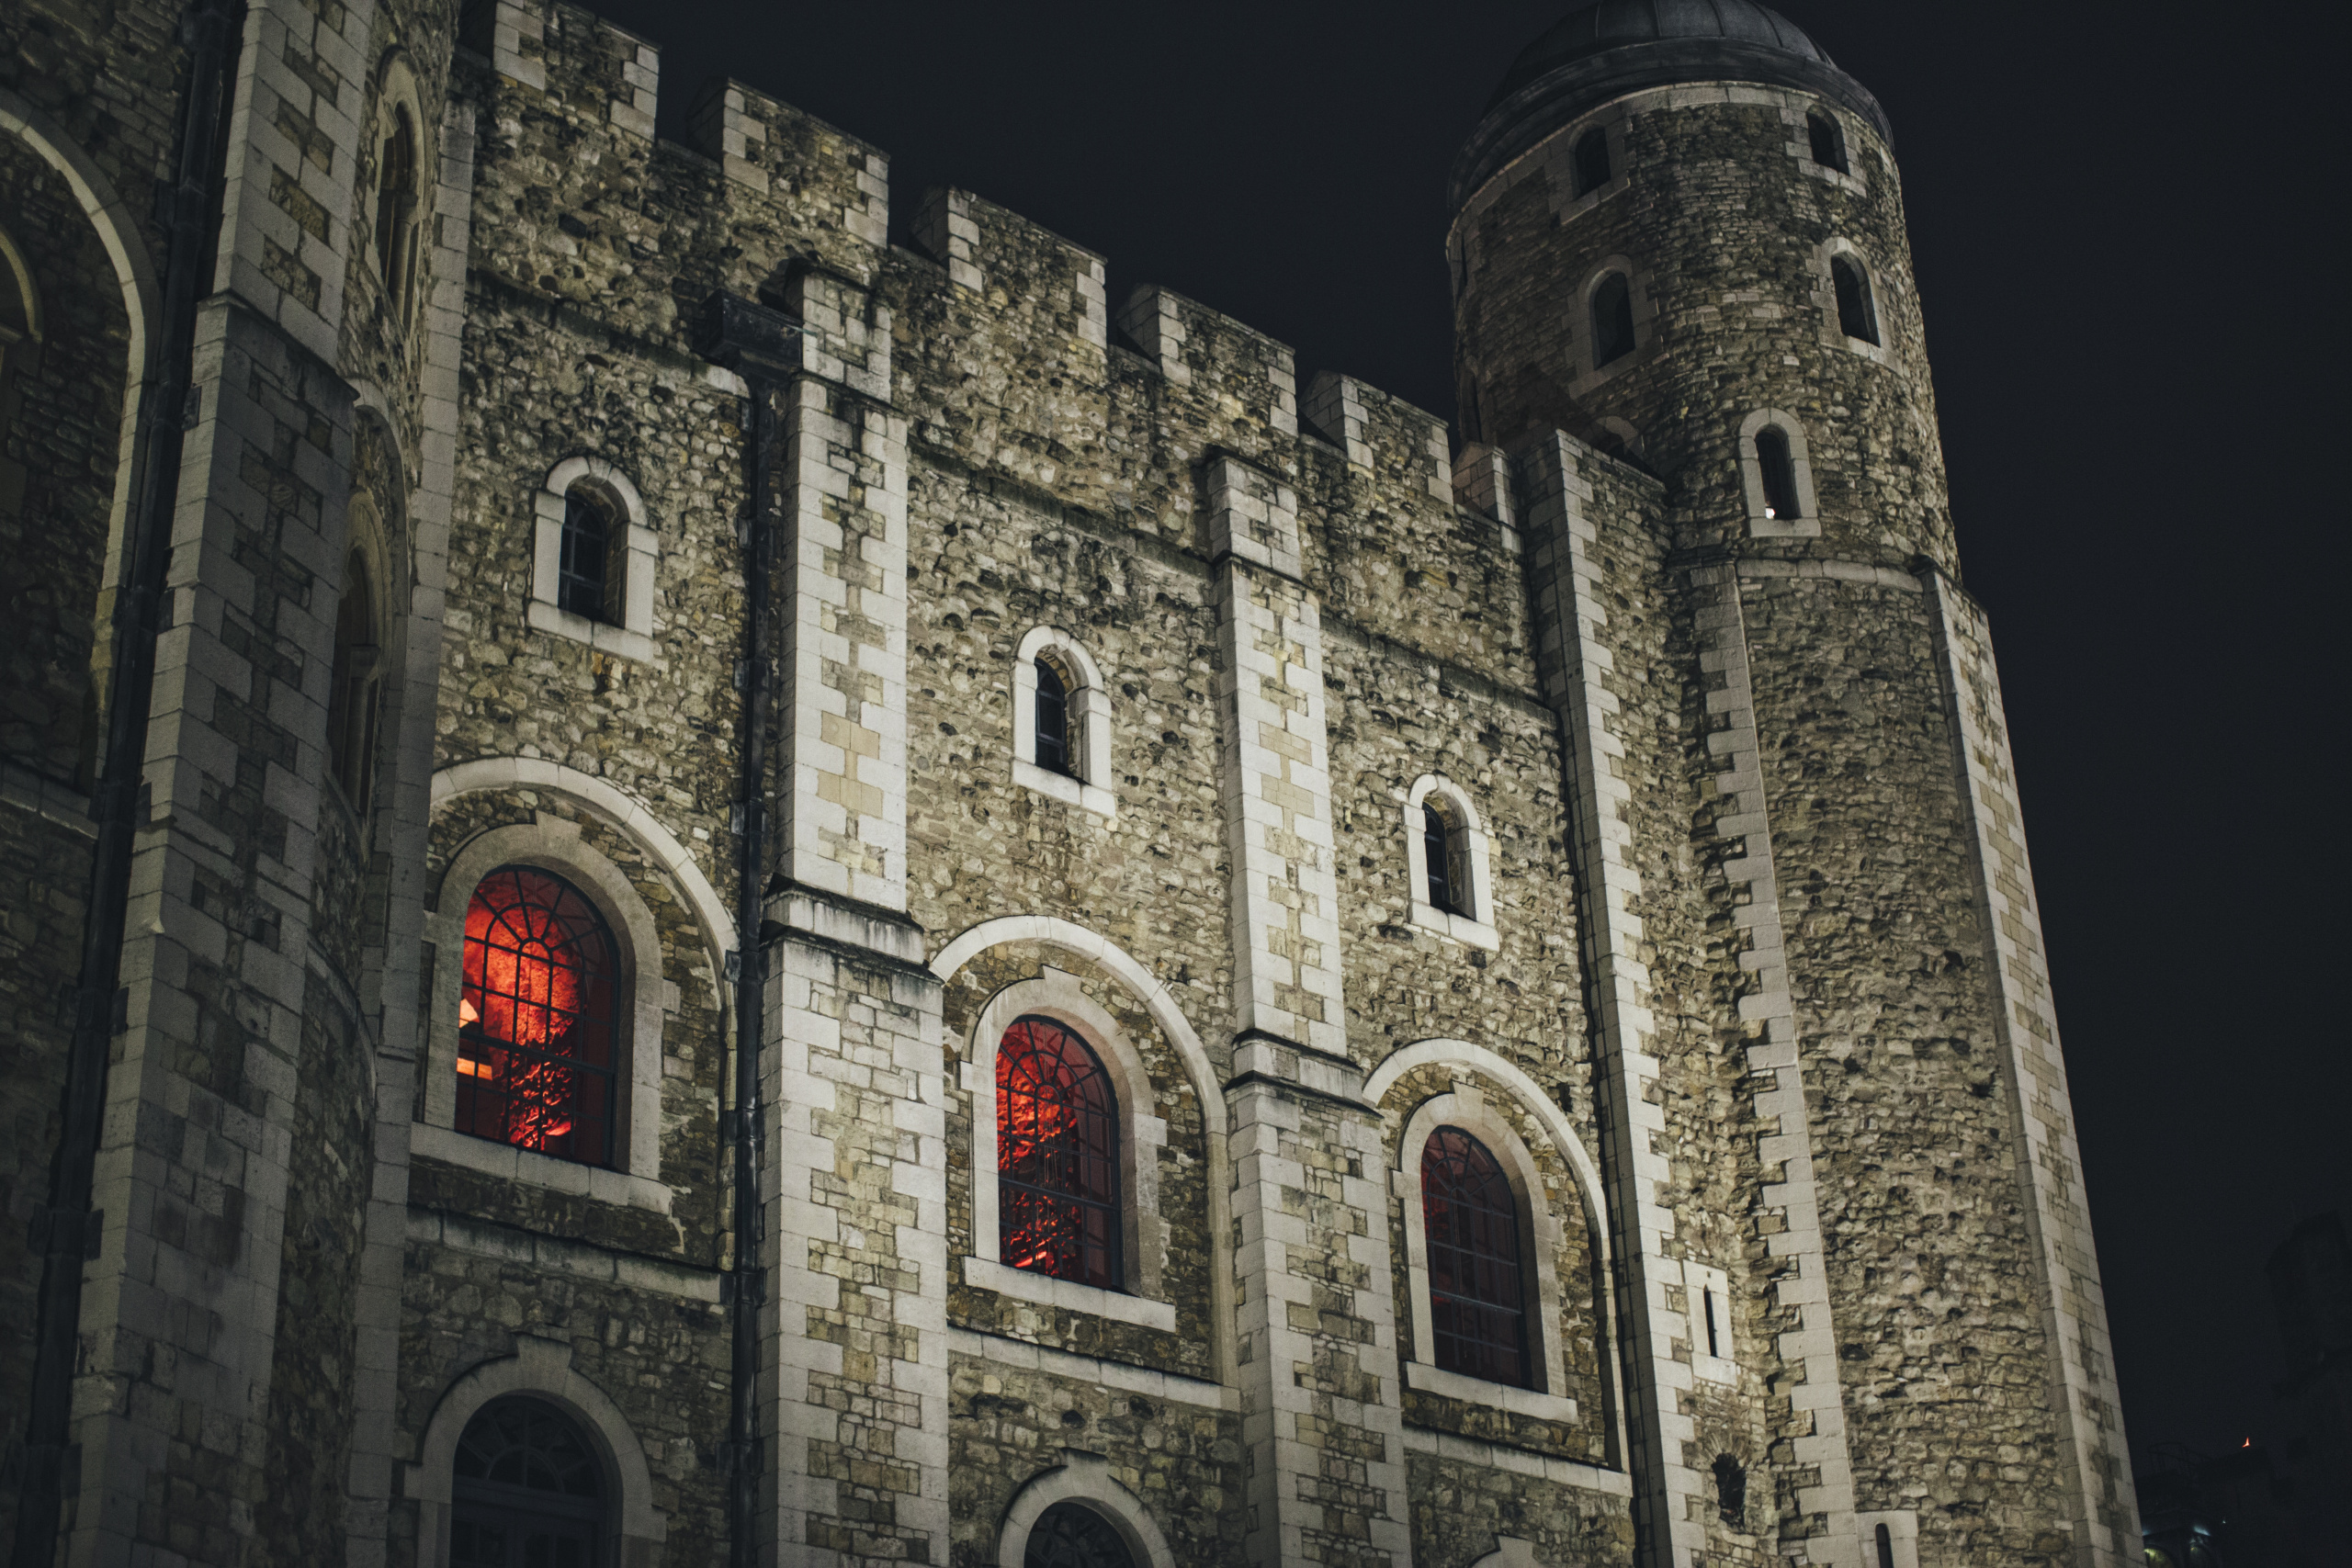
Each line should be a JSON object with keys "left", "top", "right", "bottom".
{"left": 998, "top": 1016, "right": 1121, "bottom": 1290}
{"left": 458, "top": 867, "right": 620, "bottom": 1168}
{"left": 375, "top": 104, "right": 419, "bottom": 323}
{"left": 1023, "top": 1501, "right": 1137, "bottom": 1568}
{"left": 1034, "top": 656, "right": 1071, "bottom": 776}
{"left": 1571, "top": 127, "right": 1611, "bottom": 197}
{"left": 325, "top": 549, "right": 380, "bottom": 817}
{"left": 1832, "top": 255, "right": 1880, "bottom": 344}
{"left": 1591, "top": 272, "right": 1635, "bottom": 367}
{"left": 1422, "top": 799, "right": 1464, "bottom": 917}
{"left": 1756, "top": 427, "right": 1799, "bottom": 520}
{"left": 1713, "top": 1455, "right": 1747, "bottom": 1525}
{"left": 451, "top": 1397, "right": 606, "bottom": 1568}
{"left": 1702, "top": 1286, "right": 1721, "bottom": 1358}
{"left": 1875, "top": 1523, "right": 1896, "bottom": 1568}
{"left": 557, "top": 486, "right": 613, "bottom": 621}
{"left": 1808, "top": 111, "right": 1849, "bottom": 173}
{"left": 1421, "top": 1127, "right": 1528, "bottom": 1386}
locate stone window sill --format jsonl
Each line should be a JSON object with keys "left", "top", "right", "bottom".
{"left": 963, "top": 1255, "right": 1175, "bottom": 1332}
{"left": 1013, "top": 757, "right": 1115, "bottom": 818}
{"left": 527, "top": 598, "right": 659, "bottom": 664}
{"left": 1746, "top": 513, "right": 1821, "bottom": 540}
{"left": 412, "top": 1121, "right": 674, "bottom": 1214}
{"left": 1408, "top": 899, "right": 1500, "bottom": 953}
{"left": 1406, "top": 1359, "right": 1577, "bottom": 1424}
{"left": 1693, "top": 1350, "right": 1737, "bottom": 1385}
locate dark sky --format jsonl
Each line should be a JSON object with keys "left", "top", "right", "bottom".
{"left": 587, "top": 0, "right": 2346, "bottom": 1472}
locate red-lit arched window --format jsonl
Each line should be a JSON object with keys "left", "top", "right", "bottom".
{"left": 1422, "top": 1126, "right": 1530, "bottom": 1386}
{"left": 458, "top": 866, "right": 619, "bottom": 1168}
{"left": 997, "top": 1016, "right": 1121, "bottom": 1290}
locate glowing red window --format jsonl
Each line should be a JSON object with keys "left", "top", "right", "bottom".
{"left": 458, "top": 866, "right": 619, "bottom": 1167}
{"left": 997, "top": 1016, "right": 1121, "bottom": 1290}
{"left": 1422, "top": 1127, "right": 1530, "bottom": 1386}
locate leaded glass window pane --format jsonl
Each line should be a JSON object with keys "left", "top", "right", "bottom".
{"left": 998, "top": 1016, "right": 1121, "bottom": 1290}
{"left": 1422, "top": 1127, "right": 1529, "bottom": 1386}
{"left": 458, "top": 867, "right": 620, "bottom": 1168}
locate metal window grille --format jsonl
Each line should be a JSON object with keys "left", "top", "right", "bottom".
{"left": 1756, "top": 427, "right": 1799, "bottom": 520}
{"left": 1023, "top": 1501, "right": 1136, "bottom": 1568}
{"left": 558, "top": 489, "right": 611, "bottom": 621}
{"left": 458, "top": 866, "right": 619, "bottom": 1168}
{"left": 1035, "top": 657, "right": 1071, "bottom": 775}
{"left": 998, "top": 1015, "right": 1121, "bottom": 1290}
{"left": 451, "top": 1397, "right": 605, "bottom": 1568}
{"left": 1833, "top": 256, "right": 1880, "bottom": 344}
{"left": 1808, "top": 112, "right": 1849, "bottom": 173}
{"left": 1591, "top": 273, "right": 1635, "bottom": 367}
{"left": 1572, "top": 127, "right": 1611, "bottom": 197}
{"left": 1423, "top": 804, "right": 1460, "bottom": 916}
{"left": 1421, "top": 1126, "right": 1530, "bottom": 1385}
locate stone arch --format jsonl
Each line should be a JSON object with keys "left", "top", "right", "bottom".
{"left": 1012, "top": 624, "right": 1114, "bottom": 814}
{"left": 406, "top": 1335, "right": 665, "bottom": 1568}
{"left": 994, "top": 1452, "right": 1178, "bottom": 1568}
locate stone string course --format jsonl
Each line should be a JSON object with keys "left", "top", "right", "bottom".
{"left": 0, "top": 3, "right": 2132, "bottom": 1567}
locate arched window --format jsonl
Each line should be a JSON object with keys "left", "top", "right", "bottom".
{"left": 451, "top": 1396, "right": 606, "bottom": 1568}
{"left": 1590, "top": 272, "right": 1635, "bottom": 367}
{"left": 1713, "top": 1454, "right": 1747, "bottom": 1525}
{"left": 1023, "top": 1500, "right": 1137, "bottom": 1568}
{"left": 1422, "top": 795, "right": 1464, "bottom": 917}
{"left": 557, "top": 485, "right": 616, "bottom": 622}
{"left": 1875, "top": 1523, "right": 1895, "bottom": 1568}
{"left": 1571, "top": 127, "right": 1611, "bottom": 197}
{"left": 1034, "top": 655, "right": 1071, "bottom": 776}
{"left": 374, "top": 102, "right": 419, "bottom": 324}
{"left": 458, "top": 867, "right": 621, "bottom": 1168}
{"left": 325, "top": 548, "right": 380, "bottom": 817}
{"left": 1808, "top": 111, "right": 1849, "bottom": 173}
{"left": 997, "top": 1016, "right": 1121, "bottom": 1290}
{"left": 1755, "top": 427, "right": 1799, "bottom": 521}
{"left": 1832, "top": 254, "right": 1880, "bottom": 344}
{"left": 1421, "top": 1127, "right": 1529, "bottom": 1387}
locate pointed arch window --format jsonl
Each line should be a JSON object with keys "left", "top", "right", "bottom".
{"left": 1832, "top": 254, "right": 1880, "bottom": 344}
{"left": 451, "top": 1397, "right": 607, "bottom": 1568}
{"left": 1571, "top": 127, "right": 1611, "bottom": 197}
{"left": 1421, "top": 1127, "right": 1530, "bottom": 1387}
{"left": 1807, "top": 111, "right": 1849, "bottom": 174}
{"left": 1590, "top": 272, "right": 1635, "bottom": 367}
{"left": 458, "top": 866, "right": 621, "bottom": 1168}
{"left": 997, "top": 1016, "right": 1122, "bottom": 1291}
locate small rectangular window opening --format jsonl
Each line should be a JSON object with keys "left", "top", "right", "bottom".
{"left": 1572, "top": 128, "right": 1611, "bottom": 197}
{"left": 1756, "top": 427, "right": 1799, "bottom": 520}
{"left": 1702, "top": 1286, "right": 1720, "bottom": 1358}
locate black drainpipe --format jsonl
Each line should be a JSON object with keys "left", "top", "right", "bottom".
{"left": 13, "top": 3, "right": 245, "bottom": 1562}
{"left": 695, "top": 290, "right": 800, "bottom": 1568}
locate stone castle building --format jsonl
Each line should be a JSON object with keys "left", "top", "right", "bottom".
{"left": 0, "top": 1, "right": 2141, "bottom": 1564}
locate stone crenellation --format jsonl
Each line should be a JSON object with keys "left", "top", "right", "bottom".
{"left": 0, "top": 3, "right": 2136, "bottom": 1567}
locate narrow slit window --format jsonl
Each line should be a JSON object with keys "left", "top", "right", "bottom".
{"left": 1422, "top": 801, "right": 1456, "bottom": 915}
{"left": 1756, "top": 427, "right": 1799, "bottom": 520}
{"left": 997, "top": 1016, "right": 1121, "bottom": 1290}
{"left": 1808, "top": 111, "right": 1849, "bottom": 173}
{"left": 375, "top": 104, "right": 419, "bottom": 321}
{"left": 1702, "top": 1286, "right": 1720, "bottom": 1358}
{"left": 1591, "top": 273, "right": 1635, "bottom": 367}
{"left": 324, "top": 550, "right": 380, "bottom": 816}
{"left": 458, "top": 867, "right": 620, "bottom": 1168}
{"left": 1571, "top": 127, "right": 1611, "bottom": 197}
{"left": 557, "top": 487, "right": 613, "bottom": 622}
{"left": 1875, "top": 1524, "right": 1896, "bottom": 1568}
{"left": 1035, "top": 657, "right": 1071, "bottom": 776}
{"left": 1832, "top": 255, "right": 1881, "bottom": 344}
{"left": 1421, "top": 1127, "right": 1529, "bottom": 1387}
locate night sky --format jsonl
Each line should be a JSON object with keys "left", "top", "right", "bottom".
{"left": 585, "top": 0, "right": 2346, "bottom": 1473}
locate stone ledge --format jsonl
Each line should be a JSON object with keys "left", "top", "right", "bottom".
{"left": 962, "top": 1256, "right": 1176, "bottom": 1332}
{"left": 947, "top": 1325, "right": 1235, "bottom": 1411}
{"left": 412, "top": 1122, "right": 674, "bottom": 1214}
{"left": 1401, "top": 1424, "right": 1633, "bottom": 1496}
{"left": 1406, "top": 1359, "right": 1577, "bottom": 1425}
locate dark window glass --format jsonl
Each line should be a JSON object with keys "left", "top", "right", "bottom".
{"left": 1035, "top": 657, "right": 1071, "bottom": 776}
{"left": 1591, "top": 273, "right": 1635, "bottom": 367}
{"left": 1832, "top": 256, "right": 1880, "bottom": 344}
{"left": 452, "top": 1397, "right": 605, "bottom": 1568}
{"left": 1756, "top": 427, "right": 1799, "bottom": 520}
{"left": 1713, "top": 1454, "right": 1747, "bottom": 1525}
{"left": 558, "top": 488, "right": 613, "bottom": 622}
{"left": 325, "top": 549, "right": 379, "bottom": 815}
{"left": 1422, "top": 1127, "right": 1528, "bottom": 1386}
{"left": 1023, "top": 1500, "right": 1136, "bottom": 1568}
{"left": 1571, "top": 128, "right": 1611, "bottom": 197}
{"left": 1422, "top": 802, "right": 1463, "bottom": 917}
{"left": 1875, "top": 1523, "right": 1896, "bottom": 1568}
{"left": 998, "top": 1016, "right": 1121, "bottom": 1290}
{"left": 458, "top": 867, "right": 620, "bottom": 1168}
{"left": 1808, "top": 111, "right": 1849, "bottom": 173}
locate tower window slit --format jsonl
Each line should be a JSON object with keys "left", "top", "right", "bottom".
{"left": 1591, "top": 272, "right": 1635, "bottom": 367}
{"left": 1832, "top": 255, "right": 1880, "bottom": 344}
{"left": 1876, "top": 1523, "right": 1896, "bottom": 1568}
{"left": 1702, "top": 1285, "right": 1720, "bottom": 1358}
{"left": 1035, "top": 656, "right": 1071, "bottom": 776}
{"left": 1757, "top": 427, "right": 1799, "bottom": 519}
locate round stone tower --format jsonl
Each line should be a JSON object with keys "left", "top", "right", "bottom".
{"left": 1450, "top": 7, "right": 2139, "bottom": 1568}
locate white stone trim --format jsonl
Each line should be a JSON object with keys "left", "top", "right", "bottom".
{"left": 1396, "top": 1087, "right": 1577, "bottom": 1421}
{"left": 404, "top": 1335, "right": 665, "bottom": 1568}
{"left": 1569, "top": 254, "right": 1655, "bottom": 393}
{"left": 1685, "top": 1259, "right": 1736, "bottom": 1385}
{"left": 1736, "top": 407, "right": 1823, "bottom": 538}
{"left": 1815, "top": 236, "right": 1892, "bottom": 364}
{"left": 1403, "top": 773, "right": 1500, "bottom": 950}
{"left": 930, "top": 917, "right": 1235, "bottom": 1384}
{"left": 529, "top": 455, "right": 658, "bottom": 662}
{"left": 1402, "top": 1425, "right": 1635, "bottom": 1496}
{"left": 959, "top": 969, "right": 1172, "bottom": 1317}
{"left": 1012, "top": 625, "right": 1114, "bottom": 817}
{"left": 422, "top": 821, "right": 675, "bottom": 1212}
{"left": 995, "top": 1452, "right": 1178, "bottom": 1568}
{"left": 947, "top": 1325, "right": 1235, "bottom": 1411}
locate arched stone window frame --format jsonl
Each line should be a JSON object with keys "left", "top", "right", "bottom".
{"left": 421, "top": 817, "right": 678, "bottom": 1212}
{"left": 1736, "top": 408, "right": 1822, "bottom": 539}
{"left": 324, "top": 487, "right": 398, "bottom": 834}
{"left": 363, "top": 49, "right": 430, "bottom": 335}
{"left": 1554, "top": 108, "right": 1630, "bottom": 220}
{"left": 1012, "top": 625, "right": 1114, "bottom": 817}
{"left": 1394, "top": 1085, "right": 1582, "bottom": 1422}
{"left": 1785, "top": 100, "right": 1869, "bottom": 194}
{"left": 995, "top": 1452, "right": 1178, "bottom": 1568}
{"left": 1569, "top": 254, "right": 1654, "bottom": 392}
{"left": 961, "top": 968, "right": 1173, "bottom": 1330}
{"left": 1856, "top": 1510, "right": 1921, "bottom": 1568}
{"left": 528, "top": 456, "right": 658, "bottom": 661}
{"left": 1814, "top": 237, "right": 1892, "bottom": 365}
{"left": 1404, "top": 773, "right": 1498, "bottom": 952}
{"left": 406, "top": 1334, "right": 666, "bottom": 1568}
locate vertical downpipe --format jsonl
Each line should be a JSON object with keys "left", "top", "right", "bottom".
{"left": 12, "top": 3, "right": 245, "bottom": 1562}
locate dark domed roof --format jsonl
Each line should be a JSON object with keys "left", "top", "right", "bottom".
{"left": 1452, "top": 0, "right": 1890, "bottom": 214}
